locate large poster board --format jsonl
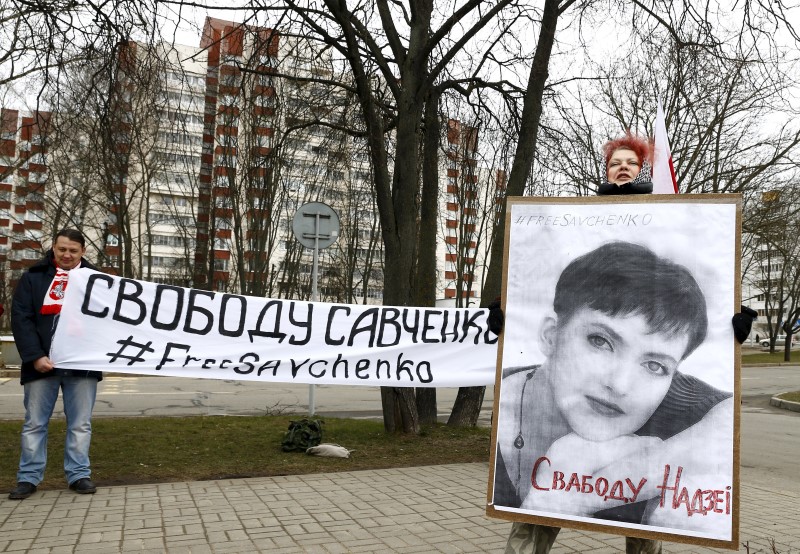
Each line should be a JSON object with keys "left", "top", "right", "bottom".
{"left": 486, "top": 195, "right": 741, "bottom": 549}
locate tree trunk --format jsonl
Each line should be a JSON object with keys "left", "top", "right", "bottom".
{"left": 450, "top": 0, "right": 562, "bottom": 426}
{"left": 378, "top": 89, "right": 424, "bottom": 433}
{"left": 374, "top": 0, "right": 435, "bottom": 434}
{"left": 414, "top": 90, "right": 441, "bottom": 425}
{"left": 416, "top": 389, "right": 438, "bottom": 424}
{"left": 447, "top": 386, "right": 486, "bottom": 427}
{"left": 481, "top": 0, "right": 561, "bottom": 300}
{"left": 381, "top": 387, "right": 420, "bottom": 434}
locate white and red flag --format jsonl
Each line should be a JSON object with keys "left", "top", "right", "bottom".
{"left": 652, "top": 97, "right": 678, "bottom": 194}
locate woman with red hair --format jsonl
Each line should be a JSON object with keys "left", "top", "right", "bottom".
{"left": 502, "top": 132, "right": 754, "bottom": 554}
{"left": 598, "top": 133, "right": 654, "bottom": 195}
{"left": 505, "top": 133, "right": 663, "bottom": 554}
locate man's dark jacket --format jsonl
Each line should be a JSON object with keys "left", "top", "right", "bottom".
{"left": 11, "top": 250, "right": 103, "bottom": 385}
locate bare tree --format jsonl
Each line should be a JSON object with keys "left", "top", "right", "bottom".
{"left": 745, "top": 186, "right": 800, "bottom": 360}
{"left": 210, "top": 0, "right": 576, "bottom": 433}
{"left": 44, "top": 42, "right": 176, "bottom": 278}
{"left": 462, "top": 1, "right": 800, "bottom": 426}
{"left": 1, "top": 1, "right": 162, "bottom": 181}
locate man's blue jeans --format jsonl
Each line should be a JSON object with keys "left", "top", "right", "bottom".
{"left": 17, "top": 375, "right": 97, "bottom": 485}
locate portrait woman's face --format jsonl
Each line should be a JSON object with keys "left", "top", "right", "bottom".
{"left": 607, "top": 148, "right": 641, "bottom": 185}
{"left": 540, "top": 307, "right": 687, "bottom": 441}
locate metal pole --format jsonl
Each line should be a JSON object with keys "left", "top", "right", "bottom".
{"left": 312, "top": 212, "right": 320, "bottom": 302}
{"left": 309, "top": 212, "right": 320, "bottom": 416}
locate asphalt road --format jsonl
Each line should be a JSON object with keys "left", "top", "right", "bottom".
{"left": 738, "top": 365, "right": 800, "bottom": 491}
{"left": 1, "top": 365, "right": 798, "bottom": 487}
{"left": 2, "top": 365, "right": 797, "bottom": 420}
{"left": 0, "top": 374, "right": 495, "bottom": 422}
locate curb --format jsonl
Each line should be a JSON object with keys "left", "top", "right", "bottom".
{"left": 770, "top": 395, "right": 800, "bottom": 413}
{"left": 4, "top": 370, "right": 800, "bottom": 413}
{"left": 744, "top": 362, "right": 800, "bottom": 367}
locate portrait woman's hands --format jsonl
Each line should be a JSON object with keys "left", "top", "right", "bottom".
{"left": 520, "top": 432, "right": 662, "bottom": 515}
{"left": 520, "top": 398, "right": 734, "bottom": 531}
{"left": 641, "top": 398, "right": 734, "bottom": 530}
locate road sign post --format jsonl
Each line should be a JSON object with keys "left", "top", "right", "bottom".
{"left": 292, "top": 202, "right": 340, "bottom": 416}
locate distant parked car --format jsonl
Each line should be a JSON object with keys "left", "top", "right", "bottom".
{"left": 760, "top": 335, "right": 797, "bottom": 347}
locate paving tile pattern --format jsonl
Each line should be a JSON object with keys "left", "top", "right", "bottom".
{"left": 1, "top": 464, "right": 798, "bottom": 553}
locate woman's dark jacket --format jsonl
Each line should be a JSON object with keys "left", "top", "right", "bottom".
{"left": 597, "top": 180, "right": 653, "bottom": 195}
{"left": 11, "top": 251, "right": 103, "bottom": 385}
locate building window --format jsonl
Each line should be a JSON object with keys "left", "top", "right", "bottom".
{"left": 221, "top": 54, "right": 240, "bottom": 66}
{"left": 220, "top": 73, "right": 238, "bottom": 87}
{"left": 285, "top": 179, "right": 303, "bottom": 192}
{"left": 256, "top": 134, "right": 272, "bottom": 148}
{"left": 258, "top": 53, "right": 277, "bottom": 66}
{"left": 165, "top": 195, "right": 188, "bottom": 207}
{"left": 151, "top": 234, "right": 187, "bottom": 247}
{"left": 147, "top": 256, "right": 183, "bottom": 268}
{"left": 28, "top": 171, "right": 46, "bottom": 183}
{"left": 25, "top": 210, "right": 44, "bottom": 222}
{"left": 254, "top": 94, "right": 275, "bottom": 108}
{"left": 219, "top": 134, "right": 238, "bottom": 148}
{"left": 219, "top": 94, "right": 238, "bottom": 107}
{"left": 213, "top": 258, "right": 229, "bottom": 271}
{"left": 148, "top": 213, "right": 195, "bottom": 227}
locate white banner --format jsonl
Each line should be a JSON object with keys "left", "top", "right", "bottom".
{"left": 50, "top": 270, "right": 498, "bottom": 387}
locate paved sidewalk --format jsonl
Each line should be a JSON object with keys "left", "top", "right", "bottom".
{"left": 1, "top": 464, "right": 798, "bottom": 553}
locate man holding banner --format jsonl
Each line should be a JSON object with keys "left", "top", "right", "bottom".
{"left": 8, "top": 229, "right": 103, "bottom": 500}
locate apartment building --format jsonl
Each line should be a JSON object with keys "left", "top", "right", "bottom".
{"left": 743, "top": 249, "right": 799, "bottom": 342}
{"left": 0, "top": 109, "right": 52, "bottom": 306}
{"left": 113, "top": 41, "right": 208, "bottom": 286}
{"left": 741, "top": 190, "right": 800, "bottom": 342}
{"left": 438, "top": 118, "right": 505, "bottom": 306}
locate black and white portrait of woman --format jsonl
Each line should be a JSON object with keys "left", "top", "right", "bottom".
{"left": 488, "top": 196, "right": 740, "bottom": 546}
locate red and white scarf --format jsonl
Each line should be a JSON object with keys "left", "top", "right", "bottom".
{"left": 41, "top": 263, "right": 81, "bottom": 315}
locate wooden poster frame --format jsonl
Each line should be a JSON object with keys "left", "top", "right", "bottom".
{"left": 486, "top": 194, "right": 742, "bottom": 550}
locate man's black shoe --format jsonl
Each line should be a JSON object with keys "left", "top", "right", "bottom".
{"left": 8, "top": 482, "right": 37, "bottom": 500}
{"left": 68, "top": 478, "right": 97, "bottom": 494}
